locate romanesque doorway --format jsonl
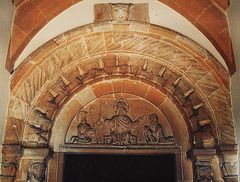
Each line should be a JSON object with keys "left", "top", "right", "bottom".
{"left": 63, "top": 153, "right": 177, "bottom": 181}
{"left": 1, "top": 21, "right": 238, "bottom": 181}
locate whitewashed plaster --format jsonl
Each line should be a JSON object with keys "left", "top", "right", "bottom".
{"left": 0, "top": 0, "right": 15, "bottom": 168}
{"left": 14, "top": 0, "right": 227, "bottom": 70}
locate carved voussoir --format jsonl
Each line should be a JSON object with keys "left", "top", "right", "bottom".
{"left": 193, "top": 103, "right": 205, "bottom": 110}
{"left": 183, "top": 88, "right": 195, "bottom": 98}
{"left": 61, "top": 76, "right": 71, "bottom": 86}
{"left": 48, "top": 89, "right": 58, "bottom": 98}
{"left": 157, "top": 67, "right": 166, "bottom": 77}
{"left": 172, "top": 76, "right": 182, "bottom": 87}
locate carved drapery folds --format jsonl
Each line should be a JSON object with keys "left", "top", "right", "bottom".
{"left": 20, "top": 52, "right": 219, "bottom": 149}
{"left": 7, "top": 22, "right": 234, "bottom": 149}
{"left": 66, "top": 96, "right": 174, "bottom": 146}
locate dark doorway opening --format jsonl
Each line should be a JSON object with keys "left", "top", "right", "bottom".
{"left": 63, "top": 154, "right": 177, "bottom": 182}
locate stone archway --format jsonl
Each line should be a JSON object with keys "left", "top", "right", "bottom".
{"left": 1, "top": 21, "right": 238, "bottom": 181}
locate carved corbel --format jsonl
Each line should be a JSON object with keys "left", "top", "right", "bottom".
{"left": 61, "top": 76, "right": 71, "bottom": 86}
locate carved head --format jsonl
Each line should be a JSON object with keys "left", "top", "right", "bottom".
{"left": 77, "top": 111, "right": 88, "bottom": 123}
{"left": 28, "top": 161, "right": 44, "bottom": 180}
{"left": 148, "top": 113, "right": 159, "bottom": 128}
{"left": 114, "top": 100, "right": 128, "bottom": 115}
{"left": 110, "top": 3, "right": 132, "bottom": 21}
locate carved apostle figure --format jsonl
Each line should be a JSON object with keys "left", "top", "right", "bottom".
{"left": 144, "top": 113, "right": 173, "bottom": 143}
{"left": 71, "top": 111, "right": 94, "bottom": 143}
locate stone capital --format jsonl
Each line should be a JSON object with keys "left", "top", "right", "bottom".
{"left": 1, "top": 144, "right": 21, "bottom": 178}
{"left": 188, "top": 149, "right": 224, "bottom": 182}
{"left": 219, "top": 145, "right": 239, "bottom": 181}
{"left": 15, "top": 148, "right": 50, "bottom": 182}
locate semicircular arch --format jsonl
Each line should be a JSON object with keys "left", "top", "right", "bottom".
{"left": 6, "top": 21, "right": 236, "bottom": 152}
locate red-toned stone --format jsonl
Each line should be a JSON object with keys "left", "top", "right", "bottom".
{"left": 214, "top": 28, "right": 234, "bottom": 65}
{"left": 13, "top": 0, "right": 27, "bottom": 7}
{"left": 6, "top": 0, "right": 236, "bottom": 76}
{"left": 9, "top": 25, "right": 27, "bottom": 58}
{"left": 122, "top": 80, "right": 149, "bottom": 98}
{"left": 112, "top": 80, "right": 122, "bottom": 93}
{"left": 91, "top": 82, "right": 113, "bottom": 97}
{"left": 212, "top": 0, "right": 229, "bottom": 11}
{"left": 178, "top": 0, "right": 213, "bottom": 21}
{"left": 14, "top": 1, "right": 47, "bottom": 35}
{"left": 194, "top": 18, "right": 235, "bottom": 75}
{"left": 195, "top": 5, "right": 227, "bottom": 36}
{"left": 144, "top": 87, "right": 166, "bottom": 107}
{"left": 31, "top": 0, "right": 73, "bottom": 21}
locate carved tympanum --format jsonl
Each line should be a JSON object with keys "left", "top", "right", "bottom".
{"left": 66, "top": 95, "right": 174, "bottom": 146}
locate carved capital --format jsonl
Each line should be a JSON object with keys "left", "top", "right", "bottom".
{"left": 188, "top": 149, "right": 224, "bottom": 182}
{"left": 219, "top": 145, "right": 239, "bottom": 181}
{"left": 15, "top": 148, "right": 50, "bottom": 182}
{"left": 194, "top": 160, "right": 213, "bottom": 181}
{"left": 1, "top": 145, "right": 21, "bottom": 178}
